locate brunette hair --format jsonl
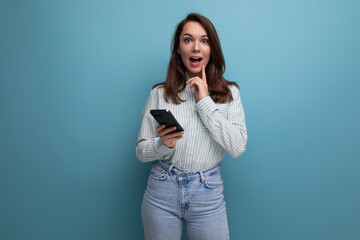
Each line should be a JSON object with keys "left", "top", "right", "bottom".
{"left": 153, "top": 13, "right": 238, "bottom": 104}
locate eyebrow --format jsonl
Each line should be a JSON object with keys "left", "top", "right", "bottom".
{"left": 183, "top": 33, "right": 208, "bottom": 38}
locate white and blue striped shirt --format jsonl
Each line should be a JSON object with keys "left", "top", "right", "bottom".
{"left": 136, "top": 83, "right": 247, "bottom": 172}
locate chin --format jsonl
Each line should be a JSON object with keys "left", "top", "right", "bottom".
{"left": 188, "top": 69, "right": 201, "bottom": 76}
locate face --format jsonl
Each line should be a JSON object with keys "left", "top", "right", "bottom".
{"left": 177, "top": 21, "right": 211, "bottom": 78}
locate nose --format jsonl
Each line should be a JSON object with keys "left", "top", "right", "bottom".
{"left": 192, "top": 40, "right": 200, "bottom": 52}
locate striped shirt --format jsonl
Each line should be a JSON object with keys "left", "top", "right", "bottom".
{"left": 136, "top": 83, "right": 247, "bottom": 172}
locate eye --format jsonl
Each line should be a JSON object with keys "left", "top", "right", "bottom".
{"left": 201, "top": 39, "right": 209, "bottom": 44}
{"left": 184, "top": 38, "right": 192, "bottom": 43}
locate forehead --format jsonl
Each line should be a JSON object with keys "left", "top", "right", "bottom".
{"left": 181, "top": 21, "right": 207, "bottom": 36}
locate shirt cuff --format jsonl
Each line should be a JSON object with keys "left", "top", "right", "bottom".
{"left": 195, "top": 96, "right": 217, "bottom": 118}
{"left": 154, "top": 137, "right": 175, "bottom": 155}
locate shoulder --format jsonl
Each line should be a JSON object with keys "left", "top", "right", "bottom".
{"left": 150, "top": 85, "right": 165, "bottom": 99}
{"left": 228, "top": 84, "right": 239, "bottom": 92}
{"left": 228, "top": 84, "right": 240, "bottom": 99}
{"left": 147, "top": 85, "right": 167, "bottom": 105}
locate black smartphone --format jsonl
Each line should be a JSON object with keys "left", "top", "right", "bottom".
{"left": 150, "top": 109, "right": 184, "bottom": 132}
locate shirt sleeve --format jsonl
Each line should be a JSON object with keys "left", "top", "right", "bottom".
{"left": 195, "top": 86, "right": 248, "bottom": 158}
{"left": 136, "top": 89, "right": 176, "bottom": 162}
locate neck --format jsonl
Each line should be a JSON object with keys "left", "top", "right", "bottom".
{"left": 186, "top": 72, "right": 201, "bottom": 78}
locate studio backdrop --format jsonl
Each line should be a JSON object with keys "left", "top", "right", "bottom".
{"left": 1, "top": 0, "right": 359, "bottom": 239}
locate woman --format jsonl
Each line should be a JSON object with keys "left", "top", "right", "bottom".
{"left": 136, "top": 13, "right": 247, "bottom": 240}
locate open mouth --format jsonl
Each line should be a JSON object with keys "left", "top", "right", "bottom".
{"left": 190, "top": 57, "right": 202, "bottom": 63}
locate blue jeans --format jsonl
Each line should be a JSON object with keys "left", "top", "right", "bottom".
{"left": 141, "top": 160, "right": 230, "bottom": 240}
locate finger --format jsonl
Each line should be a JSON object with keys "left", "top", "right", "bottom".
{"left": 162, "top": 134, "right": 184, "bottom": 142}
{"left": 162, "top": 135, "right": 183, "bottom": 145}
{"left": 162, "top": 130, "right": 184, "bottom": 137}
{"left": 186, "top": 76, "right": 200, "bottom": 85}
{"left": 187, "top": 78, "right": 194, "bottom": 88}
{"left": 189, "top": 82, "right": 198, "bottom": 89}
{"left": 158, "top": 126, "right": 177, "bottom": 137}
{"left": 202, "top": 65, "right": 207, "bottom": 83}
{"left": 189, "top": 78, "right": 204, "bottom": 89}
{"left": 159, "top": 128, "right": 174, "bottom": 137}
{"left": 156, "top": 124, "right": 166, "bottom": 132}
{"left": 170, "top": 135, "right": 184, "bottom": 141}
{"left": 162, "top": 131, "right": 184, "bottom": 140}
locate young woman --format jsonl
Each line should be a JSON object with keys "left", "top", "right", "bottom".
{"left": 136, "top": 13, "right": 247, "bottom": 240}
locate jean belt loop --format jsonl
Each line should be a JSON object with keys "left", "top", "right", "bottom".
{"left": 199, "top": 170, "right": 206, "bottom": 183}
{"left": 168, "top": 164, "right": 175, "bottom": 175}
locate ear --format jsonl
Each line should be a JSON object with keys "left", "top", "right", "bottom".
{"left": 177, "top": 48, "right": 180, "bottom": 54}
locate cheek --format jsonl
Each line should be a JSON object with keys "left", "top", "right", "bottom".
{"left": 180, "top": 45, "right": 191, "bottom": 55}
{"left": 179, "top": 46, "right": 188, "bottom": 58}
{"left": 201, "top": 46, "right": 211, "bottom": 60}
{"left": 205, "top": 48, "right": 211, "bottom": 59}
{"left": 181, "top": 55, "right": 188, "bottom": 65}
{"left": 179, "top": 55, "right": 189, "bottom": 69}
{"left": 204, "top": 52, "right": 211, "bottom": 64}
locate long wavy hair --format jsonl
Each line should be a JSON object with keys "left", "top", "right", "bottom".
{"left": 153, "top": 13, "right": 238, "bottom": 104}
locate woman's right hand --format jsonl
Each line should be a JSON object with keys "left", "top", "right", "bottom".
{"left": 156, "top": 125, "right": 184, "bottom": 148}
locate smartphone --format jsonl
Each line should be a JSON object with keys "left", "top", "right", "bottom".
{"left": 150, "top": 109, "right": 184, "bottom": 132}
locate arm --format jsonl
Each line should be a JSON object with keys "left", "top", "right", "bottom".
{"left": 135, "top": 89, "right": 177, "bottom": 162}
{"left": 195, "top": 87, "right": 247, "bottom": 158}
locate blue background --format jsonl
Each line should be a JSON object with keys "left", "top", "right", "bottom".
{"left": 1, "top": 0, "right": 359, "bottom": 239}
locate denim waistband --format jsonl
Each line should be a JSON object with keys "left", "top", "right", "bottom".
{"left": 156, "top": 160, "right": 221, "bottom": 182}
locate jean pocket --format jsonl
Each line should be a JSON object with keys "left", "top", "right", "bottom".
{"left": 150, "top": 163, "right": 168, "bottom": 181}
{"left": 204, "top": 170, "right": 223, "bottom": 189}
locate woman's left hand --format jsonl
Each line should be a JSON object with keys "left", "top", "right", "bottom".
{"left": 186, "top": 65, "right": 209, "bottom": 102}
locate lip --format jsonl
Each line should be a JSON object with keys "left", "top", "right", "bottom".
{"left": 190, "top": 61, "right": 201, "bottom": 67}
